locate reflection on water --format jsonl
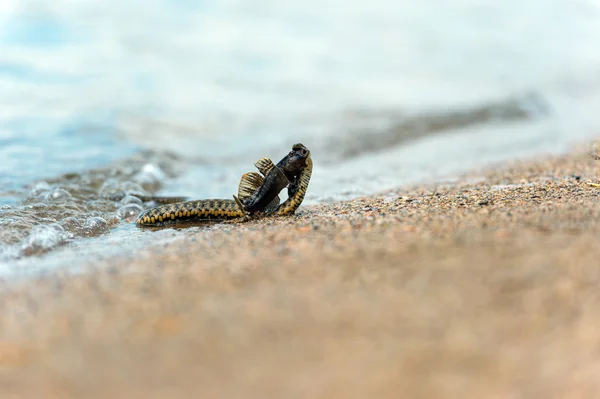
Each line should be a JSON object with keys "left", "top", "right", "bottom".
{"left": 0, "top": 119, "right": 135, "bottom": 206}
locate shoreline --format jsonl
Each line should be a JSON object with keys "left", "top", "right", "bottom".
{"left": 3, "top": 141, "right": 600, "bottom": 397}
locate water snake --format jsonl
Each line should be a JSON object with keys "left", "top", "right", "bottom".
{"left": 135, "top": 143, "right": 312, "bottom": 226}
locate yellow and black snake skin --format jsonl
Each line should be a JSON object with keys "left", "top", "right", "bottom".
{"left": 135, "top": 146, "right": 312, "bottom": 226}
{"left": 276, "top": 157, "right": 313, "bottom": 216}
{"left": 136, "top": 199, "right": 244, "bottom": 225}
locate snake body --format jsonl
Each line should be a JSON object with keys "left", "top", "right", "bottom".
{"left": 136, "top": 199, "right": 244, "bottom": 225}
{"left": 277, "top": 156, "right": 313, "bottom": 216}
{"left": 135, "top": 144, "right": 312, "bottom": 226}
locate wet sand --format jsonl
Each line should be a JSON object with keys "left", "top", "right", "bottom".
{"left": 3, "top": 142, "right": 600, "bottom": 398}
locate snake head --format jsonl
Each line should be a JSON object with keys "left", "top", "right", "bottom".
{"left": 280, "top": 143, "right": 311, "bottom": 176}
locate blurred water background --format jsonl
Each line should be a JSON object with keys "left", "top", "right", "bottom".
{"left": 2, "top": 0, "right": 600, "bottom": 274}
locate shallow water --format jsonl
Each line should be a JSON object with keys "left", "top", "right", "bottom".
{"left": 2, "top": 0, "right": 600, "bottom": 274}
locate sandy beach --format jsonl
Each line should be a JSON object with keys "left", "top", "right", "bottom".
{"left": 3, "top": 142, "right": 600, "bottom": 398}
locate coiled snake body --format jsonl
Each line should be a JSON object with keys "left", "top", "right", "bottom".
{"left": 135, "top": 144, "right": 312, "bottom": 226}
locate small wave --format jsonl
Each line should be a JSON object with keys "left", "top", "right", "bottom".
{"left": 328, "top": 92, "right": 549, "bottom": 160}
{"left": 0, "top": 151, "right": 185, "bottom": 261}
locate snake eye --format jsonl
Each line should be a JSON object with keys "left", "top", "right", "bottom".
{"left": 300, "top": 148, "right": 308, "bottom": 156}
{"left": 289, "top": 151, "right": 294, "bottom": 157}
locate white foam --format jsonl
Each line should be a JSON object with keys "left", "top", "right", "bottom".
{"left": 44, "top": 188, "right": 72, "bottom": 203}
{"left": 116, "top": 204, "right": 144, "bottom": 222}
{"left": 133, "top": 164, "right": 165, "bottom": 192}
{"left": 20, "top": 224, "right": 69, "bottom": 256}
{"left": 82, "top": 216, "right": 109, "bottom": 237}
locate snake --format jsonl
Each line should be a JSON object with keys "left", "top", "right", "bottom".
{"left": 135, "top": 143, "right": 312, "bottom": 226}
